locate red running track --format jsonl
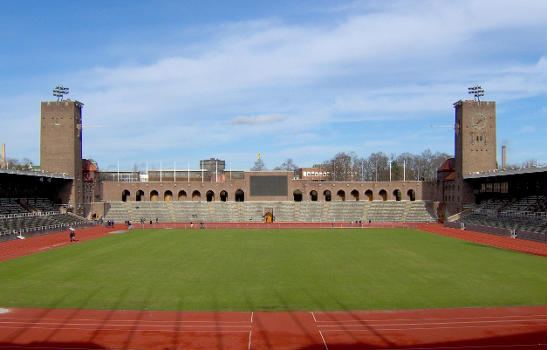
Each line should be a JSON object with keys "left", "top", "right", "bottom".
{"left": 0, "top": 306, "right": 545, "bottom": 350}
{"left": 0, "top": 225, "right": 126, "bottom": 262}
{"left": 417, "top": 223, "right": 547, "bottom": 257}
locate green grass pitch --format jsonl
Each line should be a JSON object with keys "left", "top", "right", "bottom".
{"left": 0, "top": 228, "right": 545, "bottom": 311}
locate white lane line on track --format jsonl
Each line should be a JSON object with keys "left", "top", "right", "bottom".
{"left": 0, "top": 325, "right": 252, "bottom": 333}
{"left": 248, "top": 330, "right": 252, "bottom": 350}
{"left": 310, "top": 344, "right": 547, "bottom": 350}
{"left": 319, "top": 323, "right": 546, "bottom": 332}
{"left": 250, "top": 311, "right": 254, "bottom": 323}
{"left": 0, "top": 318, "right": 251, "bottom": 324}
{"left": 311, "top": 314, "right": 547, "bottom": 323}
{"left": 315, "top": 318, "right": 546, "bottom": 328}
{"left": 311, "top": 311, "right": 317, "bottom": 323}
{"left": 318, "top": 330, "right": 329, "bottom": 350}
{"left": 38, "top": 243, "right": 65, "bottom": 250}
{"left": 0, "top": 321, "right": 252, "bottom": 328}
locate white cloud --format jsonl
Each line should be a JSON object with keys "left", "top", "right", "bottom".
{"left": 516, "top": 125, "right": 536, "bottom": 134}
{"left": 231, "top": 114, "right": 287, "bottom": 125}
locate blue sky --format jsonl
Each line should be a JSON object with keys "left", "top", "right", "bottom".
{"left": 1, "top": 0, "right": 545, "bottom": 171}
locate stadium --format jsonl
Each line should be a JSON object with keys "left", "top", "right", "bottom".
{"left": 0, "top": 93, "right": 545, "bottom": 349}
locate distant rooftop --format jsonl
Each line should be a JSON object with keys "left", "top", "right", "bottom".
{"left": 464, "top": 166, "right": 547, "bottom": 179}
{"left": 0, "top": 168, "right": 74, "bottom": 180}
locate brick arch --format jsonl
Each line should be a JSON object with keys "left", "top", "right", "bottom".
{"left": 378, "top": 189, "right": 387, "bottom": 201}
{"left": 220, "top": 190, "right": 228, "bottom": 202}
{"left": 407, "top": 189, "right": 416, "bottom": 201}
{"left": 235, "top": 189, "right": 245, "bottom": 202}
{"left": 122, "top": 189, "right": 130, "bottom": 202}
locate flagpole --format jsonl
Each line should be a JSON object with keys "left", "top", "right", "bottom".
{"left": 403, "top": 160, "right": 406, "bottom": 182}
{"left": 174, "top": 161, "right": 176, "bottom": 182}
{"left": 117, "top": 161, "right": 120, "bottom": 182}
{"left": 389, "top": 161, "right": 392, "bottom": 182}
{"left": 160, "top": 161, "right": 162, "bottom": 183}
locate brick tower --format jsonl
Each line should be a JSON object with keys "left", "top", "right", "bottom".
{"left": 454, "top": 100, "right": 497, "bottom": 178}
{"left": 40, "top": 100, "right": 84, "bottom": 214}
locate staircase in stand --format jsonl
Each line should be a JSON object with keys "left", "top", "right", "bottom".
{"left": 321, "top": 202, "right": 330, "bottom": 222}
{"left": 362, "top": 201, "right": 371, "bottom": 221}
{"left": 402, "top": 202, "right": 411, "bottom": 222}
{"left": 166, "top": 201, "right": 176, "bottom": 222}
{"left": 294, "top": 202, "right": 301, "bottom": 222}
{"left": 123, "top": 202, "right": 134, "bottom": 221}
{"left": 207, "top": 202, "right": 215, "bottom": 221}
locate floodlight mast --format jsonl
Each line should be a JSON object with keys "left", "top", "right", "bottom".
{"left": 467, "top": 85, "right": 484, "bottom": 102}
{"left": 52, "top": 85, "right": 70, "bottom": 101}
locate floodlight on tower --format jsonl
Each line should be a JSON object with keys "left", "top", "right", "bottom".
{"left": 467, "top": 85, "right": 484, "bottom": 102}
{"left": 52, "top": 85, "right": 70, "bottom": 101}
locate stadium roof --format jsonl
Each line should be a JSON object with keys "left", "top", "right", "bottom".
{"left": 0, "top": 169, "right": 74, "bottom": 180}
{"left": 463, "top": 167, "right": 547, "bottom": 180}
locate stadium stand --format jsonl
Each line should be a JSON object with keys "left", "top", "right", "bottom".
{"left": 0, "top": 197, "right": 93, "bottom": 241}
{"left": 103, "top": 200, "right": 436, "bottom": 223}
{"left": 454, "top": 195, "right": 546, "bottom": 241}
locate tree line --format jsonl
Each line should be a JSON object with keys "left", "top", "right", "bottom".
{"left": 316, "top": 150, "right": 451, "bottom": 182}
{"left": 260, "top": 151, "right": 545, "bottom": 181}
{"left": 1, "top": 158, "right": 34, "bottom": 170}
{"left": 254, "top": 149, "right": 452, "bottom": 181}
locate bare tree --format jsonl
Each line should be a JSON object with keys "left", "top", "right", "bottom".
{"left": 6, "top": 158, "right": 20, "bottom": 169}
{"left": 368, "top": 152, "right": 389, "bottom": 181}
{"left": 320, "top": 149, "right": 452, "bottom": 182}
{"left": 274, "top": 158, "right": 298, "bottom": 171}
{"left": 521, "top": 159, "right": 541, "bottom": 168}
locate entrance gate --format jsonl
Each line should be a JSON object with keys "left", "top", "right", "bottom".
{"left": 264, "top": 207, "right": 274, "bottom": 222}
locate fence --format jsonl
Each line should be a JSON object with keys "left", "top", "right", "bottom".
{"left": 127, "top": 221, "right": 421, "bottom": 230}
